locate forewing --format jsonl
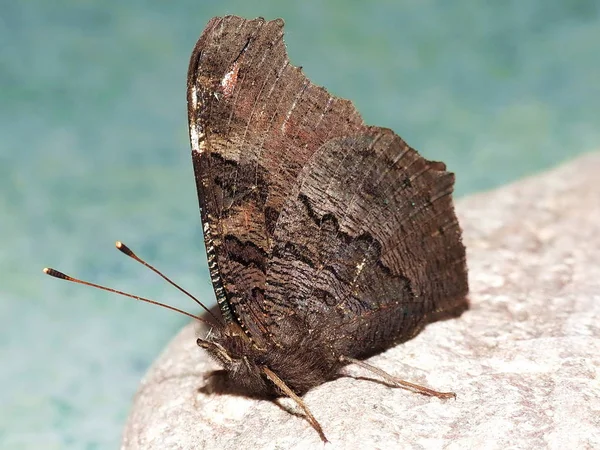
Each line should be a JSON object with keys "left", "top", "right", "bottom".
{"left": 186, "top": 16, "right": 365, "bottom": 343}
{"left": 265, "top": 128, "right": 468, "bottom": 356}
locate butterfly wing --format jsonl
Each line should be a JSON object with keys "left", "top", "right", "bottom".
{"left": 186, "top": 16, "right": 366, "bottom": 343}
{"left": 265, "top": 128, "right": 468, "bottom": 357}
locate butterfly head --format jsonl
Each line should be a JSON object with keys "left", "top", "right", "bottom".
{"left": 197, "top": 323, "right": 276, "bottom": 395}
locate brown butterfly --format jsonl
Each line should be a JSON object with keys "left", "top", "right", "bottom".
{"left": 45, "top": 15, "right": 468, "bottom": 442}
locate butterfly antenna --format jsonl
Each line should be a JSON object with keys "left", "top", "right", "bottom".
{"left": 43, "top": 267, "right": 215, "bottom": 327}
{"left": 115, "top": 241, "right": 223, "bottom": 326}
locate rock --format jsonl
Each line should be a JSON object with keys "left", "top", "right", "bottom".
{"left": 122, "top": 153, "right": 600, "bottom": 449}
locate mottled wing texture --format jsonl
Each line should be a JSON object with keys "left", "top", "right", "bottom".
{"left": 188, "top": 16, "right": 468, "bottom": 354}
{"left": 187, "top": 16, "right": 365, "bottom": 343}
{"left": 266, "top": 129, "right": 468, "bottom": 357}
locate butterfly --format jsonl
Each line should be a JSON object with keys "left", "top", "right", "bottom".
{"left": 45, "top": 15, "right": 468, "bottom": 443}
{"left": 186, "top": 16, "right": 468, "bottom": 441}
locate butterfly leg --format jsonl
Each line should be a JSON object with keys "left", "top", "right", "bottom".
{"left": 262, "top": 366, "right": 329, "bottom": 443}
{"left": 340, "top": 356, "right": 456, "bottom": 399}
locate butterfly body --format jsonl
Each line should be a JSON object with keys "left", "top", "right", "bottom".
{"left": 200, "top": 321, "right": 340, "bottom": 396}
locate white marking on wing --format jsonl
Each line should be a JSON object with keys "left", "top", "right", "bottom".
{"left": 353, "top": 259, "right": 367, "bottom": 284}
{"left": 190, "top": 122, "right": 205, "bottom": 154}
{"left": 221, "top": 62, "right": 240, "bottom": 98}
{"left": 191, "top": 85, "right": 198, "bottom": 109}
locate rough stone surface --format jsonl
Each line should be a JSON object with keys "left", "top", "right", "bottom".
{"left": 122, "top": 153, "right": 600, "bottom": 449}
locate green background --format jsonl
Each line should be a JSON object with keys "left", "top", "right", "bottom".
{"left": 2, "top": 1, "right": 599, "bottom": 448}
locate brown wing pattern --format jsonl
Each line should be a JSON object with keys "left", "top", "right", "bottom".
{"left": 187, "top": 16, "right": 366, "bottom": 343}
{"left": 265, "top": 129, "right": 468, "bottom": 357}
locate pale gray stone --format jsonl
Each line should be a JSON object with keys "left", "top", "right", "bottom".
{"left": 122, "top": 153, "right": 600, "bottom": 450}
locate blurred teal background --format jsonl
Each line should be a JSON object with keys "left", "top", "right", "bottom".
{"left": 1, "top": 1, "right": 599, "bottom": 448}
